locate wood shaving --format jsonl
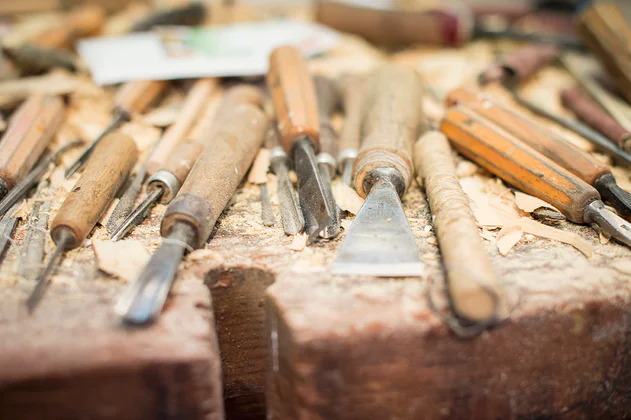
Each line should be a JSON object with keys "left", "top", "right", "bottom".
{"left": 340, "top": 219, "right": 353, "bottom": 231}
{"left": 0, "top": 70, "right": 103, "bottom": 100}
{"left": 92, "top": 239, "right": 150, "bottom": 283}
{"left": 612, "top": 259, "right": 631, "bottom": 275}
{"left": 187, "top": 249, "right": 225, "bottom": 263}
{"left": 333, "top": 182, "right": 364, "bottom": 215}
{"left": 247, "top": 148, "right": 270, "bottom": 185}
{"left": 120, "top": 122, "right": 161, "bottom": 153}
{"left": 49, "top": 167, "right": 78, "bottom": 192}
{"left": 288, "top": 234, "right": 308, "bottom": 252}
{"left": 513, "top": 191, "right": 560, "bottom": 213}
{"left": 459, "top": 176, "right": 520, "bottom": 228}
{"left": 497, "top": 226, "right": 524, "bottom": 256}
{"left": 599, "top": 231, "right": 611, "bottom": 245}
{"left": 501, "top": 218, "right": 593, "bottom": 257}
{"left": 479, "top": 229, "right": 497, "bottom": 242}
{"left": 455, "top": 160, "right": 478, "bottom": 178}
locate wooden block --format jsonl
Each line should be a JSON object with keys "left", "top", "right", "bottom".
{"left": 266, "top": 265, "right": 631, "bottom": 419}
{"left": 0, "top": 277, "right": 223, "bottom": 420}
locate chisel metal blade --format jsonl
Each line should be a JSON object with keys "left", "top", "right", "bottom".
{"left": 332, "top": 179, "right": 423, "bottom": 277}
{"left": 293, "top": 138, "right": 335, "bottom": 243}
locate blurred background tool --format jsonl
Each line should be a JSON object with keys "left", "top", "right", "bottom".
{"left": 248, "top": 145, "right": 275, "bottom": 228}
{"left": 478, "top": 44, "right": 559, "bottom": 85}
{"left": 313, "top": 75, "right": 341, "bottom": 239}
{"left": 337, "top": 75, "right": 364, "bottom": 188}
{"left": 447, "top": 88, "right": 631, "bottom": 218}
{"left": 26, "top": 132, "right": 138, "bottom": 313}
{"left": 65, "top": 79, "right": 167, "bottom": 178}
{"left": 332, "top": 64, "right": 424, "bottom": 277}
{"left": 0, "top": 95, "right": 65, "bottom": 200}
{"left": 0, "top": 202, "right": 22, "bottom": 265}
{"left": 267, "top": 45, "right": 336, "bottom": 243}
{"left": 131, "top": 2, "right": 208, "bottom": 32}
{"left": 115, "top": 86, "right": 267, "bottom": 325}
{"left": 441, "top": 106, "right": 631, "bottom": 248}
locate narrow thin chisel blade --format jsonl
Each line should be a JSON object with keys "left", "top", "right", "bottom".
{"left": 332, "top": 181, "right": 424, "bottom": 277}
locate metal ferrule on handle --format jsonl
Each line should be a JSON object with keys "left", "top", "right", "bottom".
{"left": 147, "top": 170, "right": 181, "bottom": 204}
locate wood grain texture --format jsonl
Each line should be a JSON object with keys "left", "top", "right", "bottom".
{"left": 51, "top": 132, "right": 137, "bottom": 249}
{"left": 440, "top": 106, "right": 600, "bottom": 224}
{"left": 160, "top": 140, "right": 203, "bottom": 188}
{"left": 353, "top": 64, "right": 424, "bottom": 198}
{"left": 32, "top": 5, "right": 105, "bottom": 49}
{"left": 267, "top": 45, "right": 320, "bottom": 153}
{"left": 161, "top": 87, "right": 268, "bottom": 248}
{"left": 414, "top": 130, "right": 505, "bottom": 323}
{"left": 147, "top": 78, "right": 217, "bottom": 175}
{"left": 0, "top": 94, "right": 64, "bottom": 189}
{"left": 115, "top": 80, "right": 168, "bottom": 116}
{"left": 446, "top": 87, "right": 612, "bottom": 185}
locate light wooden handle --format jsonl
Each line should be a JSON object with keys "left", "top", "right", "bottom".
{"left": 446, "top": 88, "right": 611, "bottom": 185}
{"left": 0, "top": 95, "right": 64, "bottom": 192}
{"left": 314, "top": 75, "right": 340, "bottom": 161}
{"left": 353, "top": 64, "right": 424, "bottom": 198}
{"left": 440, "top": 106, "right": 600, "bottom": 223}
{"left": 159, "top": 140, "right": 203, "bottom": 187}
{"left": 51, "top": 132, "right": 138, "bottom": 249}
{"left": 33, "top": 5, "right": 106, "bottom": 49}
{"left": 337, "top": 75, "right": 365, "bottom": 159}
{"left": 414, "top": 130, "right": 504, "bottom": 323}
{"left": 115, "top": 80, "right": 168, "bottom": 115}
{"left": 267, "top": 45, "right": 320, "bottom": 153}
{"left": 161, "top": 94, "right": 268, "bottom": 248}
{"left": 146, "top": 78, "right": 217, "bottom": 175}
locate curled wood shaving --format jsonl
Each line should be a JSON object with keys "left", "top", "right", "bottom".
{"left": 92, "top": 239, "right": 150, "bottom": 283}
{"left": 288, "top": 234, "right": 308, "bottom": 252}
{"left": 497, "top": 226, "right": 524, "bottom": 256}
{"left": 247, "top": 148, "right": 270, "bottom": 184}
{"left": 513, "top": 191, "right": 560, "bottom": 213}
{"left": 459, "top": 176, "right": 520, "bottom": 228}
{"left": 333, "top": 182, "right": 364, "bottom": 215}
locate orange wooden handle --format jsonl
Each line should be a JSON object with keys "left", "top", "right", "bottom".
{"left": 353, "top": 64, "right": 424, "bottom": 198}
{"left": 115, "top": 80, "right": 168, "bottom": 115}
{"left": 440, "top": 106, "right": 600, "bottom": 223}
{"left": 446, "top": 88, "right": 611, "bottom": 185}
{"left": 33, "top": 5, "right": 106, "bottom": 49}
{"left": 51, "top": 132, "right": 138, "bottom": 249}
{"left": 267, "top": 45, "right": 320, "bottom": 153}
{"left": 0, "top": 95, "right": 64, "bottom": 190}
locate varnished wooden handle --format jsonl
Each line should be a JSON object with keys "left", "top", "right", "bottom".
{"left": 267, "top": 45, "right": 320, "bottom": 153}
{"left": 147, "top": 78, "right": 217, "bottom": 175}
{"left": 161, "top": 91, "right": 268, "bottom": 248}
{"left": 337, "top": 74, "right": 365, "bottom": 160}
{"left": 115, "top": 80, "right": 168, "bottom": 115}
{"left": 414, "top": 130, "right": 505, "bottom": 323}
{"left": 51, "top": 132, "right": 138, "bottom": 249}
{"left": 159, "top": 139, "right": 203, "bottom": 187}
{"left": 446, "top": 88, "right": 611, "bottom": 186}
{"left": 440, "top": 106, "right": 600, "bottom": 223}
{"left": 0, "top": 95, "right": 64, "bottom": 191}
{"left": 478, "top": 44, "right": 558, "bottom": 85}
{"left": 314, "top": 75, "right": 340, "bottom": 160}
{"left": 353, "top": 64, "right": 424, "bottom": 198}
{"left": 32, "top": 5, "right": 105, "bottom": 49}
{"left": 561, "top": 87, "right": 631, "bottom": 152}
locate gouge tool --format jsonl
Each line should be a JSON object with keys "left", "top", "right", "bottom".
{"left": 65, "top": 80, "right": 167, "bottom": 178}
{"left": 0, "top": 95, "right": 65, "bottom": 200}
{"left": 131, "top": 2, "right": 208, "bottom": 32}
{"left": 115, "top": 86, "right": 267, "bottom": 325}
{"left": 441, "top": 106, "right": 631, "bottom": 249}
{"left": 332, "top": 64, "right": 425, "bottom": 277}
{"left": 26, "top": 132, "right": 138, "bottom": 313}
{"left": 447, "top": 88, "right": 631, "bottom": 218}
{"left": 267, "top": 45, "right": 336, "bottom": 243}
{"left": 337, "top": 75, "right": 364, "bottom": 187}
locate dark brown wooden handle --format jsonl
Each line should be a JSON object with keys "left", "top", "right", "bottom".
{"left": 440, "top": 106, "right": 600, "bottom": 223}
{"left": 561, "top": 87, "right": 631, "bottom": 152}
{"left": 446, "top": 87, "right": 611, "bottom": 186}
{"left": 147, "top": 78, "right": 217, "bottom": 175}
{"left": 51, "top": 132, "right": 138, "bottom": 249}
{"left": 478, "top": 44, "right": 558, "bottom": 85}
{"left": 353, "top": 64, "right": 424, "bottom": 198}
{"left": 314, "top": 75, "right": 340, "bottom": 160}
{"left": 159, "top": 139, "right": 203, "bottom": 187}
{"left": 161, "top": 90, "right": 268, "bottom": 248}
{"left": 115, "top": 80, "right": 168, "bottom": 115}
{"left": 33, "top": 5, "right": 105, "bottom": 49}
{"left": 267, "top": 45, "right": 320, "bottom": 153}
{"left": 0, "top": 95, "right": 65, "bottom": 191}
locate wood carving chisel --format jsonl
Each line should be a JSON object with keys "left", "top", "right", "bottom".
{"left": 266, "top": 119, "right": 304, "bottom": 236}
{"left": 332, "top": 64, "right": 425, "bottom": 277}
{"left": 0, "top": 95, "right": 65, "bottom": 200}
{"left": 447, "top": 88, "right": 631, "bottom": 218}
{"left": 115, "top": 85, "right": 267, "bottom": 325}
{"left": 65, "top": 80, "right": 167, "bottom": 178}
{"left": 337, "top": 75, "right": 364, "bottom": 187}
{"left": 0, "top": 140, "right": 81, "bottom": 218}
{"left": 313, "top": 75, "right": 341, "bottom": 238}
{"left": 26, "top": 132, "right": 138, "bottom": 313}
{"left": 414, "top": 130, "right": 505, "bottom": 329}
{"left": 441, "top": 106, "right": 631, "bottom": 249}
{"left": 18, "top": 180, "right": 51, "bottom": 280}
{"left": 0, "top": 201, "right": 22, "bottom": 265}
{"left": 267, "top": 45, "right": 336, "bottom": 243}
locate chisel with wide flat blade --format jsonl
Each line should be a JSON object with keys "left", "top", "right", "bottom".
{"left": 267, "top": 45, "right": 336, "bottom": 243}
{"left": 332, "top": 64, "right": 425, "bottom": 277}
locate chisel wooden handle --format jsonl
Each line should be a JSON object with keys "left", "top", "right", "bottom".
{"left": 337, "top": 74, "right": 365, "bottom": 166}
{"left": 150, "top": 139, "right": 204, "bottom": 204}
{"left": 561, "top": 87, "right": 631, "bottom": 152}
{"left": 211, "top": 85, "right": 266, "bottom": 126}
{"left": 478, "top": 44, "right": 558, "bottom": 85}
{"left": 51, "top": 132, "right": 138, "bottom": 249}
{"left": 353, "top": 64, "right": 424, "bottom": 198}
{"left": 440, "top": 106, "right": 600, "bottom": 223}
{"left": 446, "top": 88, "right": 611, "bottom": 186}
{"left": 161, "top": 87, "right": 268, "bottom": 248}
{"left": 267, "top": 45, "right": 320, "bottom": 153}
{"left": 414, "top": 130, "right": 504, "bottom": 323}
{"left": 147, "top": 78, "right": 217, "bottom": 175}
{"left": 314, "top": 75, "right": 340, "bottom": 167}
{"left": 0, "top": 95, "right": 64, "bottom": 195}
{"left": 33, "top": 5, "right": 105, "bottom": 49}
{"left": 115, "top": 80, "right": 168, "bottom": 116}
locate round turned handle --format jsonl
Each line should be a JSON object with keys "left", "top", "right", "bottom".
{"left": 115, "top": 80, "right": 168, "bottom": 115}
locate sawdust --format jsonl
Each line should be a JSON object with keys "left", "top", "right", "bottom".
{"left": 455, "top": 160, "right": 478, "bottom": 178}
{"left": 92, "top": 239, "right": 150, "bottom": 283}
